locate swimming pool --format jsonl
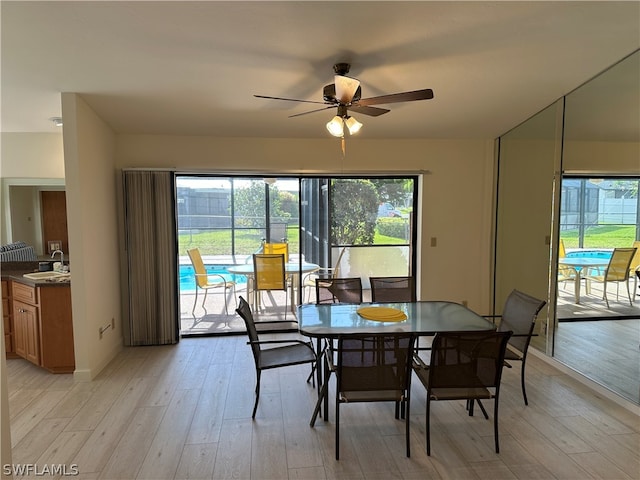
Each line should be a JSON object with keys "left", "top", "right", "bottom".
{"left": 179, "top": 264, "right": 247, "bottom": 293}
{"left": 565, "top": 249, "right": 612, "bottom": 259}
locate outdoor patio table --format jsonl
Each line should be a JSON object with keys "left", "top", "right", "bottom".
{"left": 559, "top": 257, "right": 610, "bottom": 303}
{"left": 228, "top": 261, "right": 319, "bottom": 310}
{"left": 297, "top": 301, "right": 496, "bottom": 423}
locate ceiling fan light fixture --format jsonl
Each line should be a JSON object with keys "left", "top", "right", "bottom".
{"left": 326, "top": 115, "right": 344, "bottom": 137}
{"left": 345, "top": 116, "right": 362, "bottom": 135}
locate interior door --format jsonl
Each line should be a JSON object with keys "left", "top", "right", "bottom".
{"left": 41, "top": 190, "right": 69, "bottom": 254}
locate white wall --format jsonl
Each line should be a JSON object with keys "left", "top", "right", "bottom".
{"left": 0, "top": 133, "right": 64, "bottom": 178}
{"left": 116, "top": 134, "right": 496, "bottom": 308}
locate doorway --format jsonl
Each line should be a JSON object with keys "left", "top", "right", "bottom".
{"left": 176, "top": 174, "right": 418, "bottom": 336}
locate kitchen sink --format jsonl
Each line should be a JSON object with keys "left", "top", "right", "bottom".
{"left": 23, "top": 271, "right": 71, "bottom": 280}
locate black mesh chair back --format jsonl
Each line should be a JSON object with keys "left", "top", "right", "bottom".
{"left": 236, "top": 295, "right": 262, "bottom": 366}
{"left": 315, "top": 277, "right": 363, "bottom": 304}
{"left": 498, "top": 289, "right": 546, "bottom": 353}
{"left": 370, "top": 276, "right": 416, "bottom": 302}
{"left": 334, "top": 333, "right": 416, "bottom": 459}
{"left": 495, "top": 289, "right": 546, "bottom": 405}
{"left": 413, "top": 330, "right": 512, "bottom": 455}
{"left": 235, "top": 296, "right": 316, "bottom": 418}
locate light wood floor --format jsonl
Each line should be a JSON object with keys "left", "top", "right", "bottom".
{"left": 7, "top": 333, "right": 640, "bottom": 480}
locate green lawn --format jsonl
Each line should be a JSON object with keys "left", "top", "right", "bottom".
{"left": 561, "top": 225, "right": 636, "bottom": 249}
{"left": 178, "top": 226, "right": 407, "bottom": 256}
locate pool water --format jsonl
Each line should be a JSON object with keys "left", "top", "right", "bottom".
{"left": 179, "top": 265, "right": 246, "bottom": 293}
{"left": 565, "top": 250, "right": 612, "bottom": 259}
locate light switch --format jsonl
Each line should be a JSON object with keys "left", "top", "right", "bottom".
{"left": 430, "top": 237, "right": 437, "bottom": 247}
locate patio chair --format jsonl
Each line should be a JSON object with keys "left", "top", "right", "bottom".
{"left": 269, "top": 222, "right": 288, "bottom": 243}
{"left": 482, "top": 289, "right": 546, "bottom": 405}
{"left": 187, "top": 248, "right": 236, "bottom": 315}
{"left": 315, "top": 277, "right": 362, "bottom": 304}
{"left": 253, "top": 253, "right": 291, "bottom": 319}
{"left": 302, "top": 247, "right": 346, "bottom": 303}
{"left": 629, "top": 241, "right": 640, "bottom": 293}
{"left": 329, "top": 333, "right": 416, "bottom": 459}
{"left": 583, "top": 247, "right": 637, "bottom": 307}
{"left": 370, "top": 276, "right": 416, "bottom": 302}
{"left": 558, "top": 239, "right": 577, "bottom": 289}
{"left": 262, "top": 241, "right": 289, "bottom": 261}
{"left": 412, "top": 330, "right": 512, "bottom": 455}
{"left": 235, "top": 296, "right": 316, "bottom": 418}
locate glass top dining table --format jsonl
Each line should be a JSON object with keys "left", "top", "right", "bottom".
{"left": 298, "top": 301, "right": 495, "bottom": 424}
{"left": 297, "top": 301, "right": 495, "bottom": 338}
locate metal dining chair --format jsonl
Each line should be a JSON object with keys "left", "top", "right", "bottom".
{"left": 370, "top": 276, "right": 416, "bottom": 302}
{"left": 412, "top": 330, "right": 512, "bottom": 455}
{"left": 235, "top": 296, "right": 316, "bottom": 418}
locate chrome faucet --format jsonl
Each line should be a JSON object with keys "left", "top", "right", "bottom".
{"left": 51, "top": 249, "right": 64, "bottom": 269}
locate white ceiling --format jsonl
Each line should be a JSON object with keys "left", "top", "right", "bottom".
{"left": 2, "top": 1, "right": 638, "bottom": 139}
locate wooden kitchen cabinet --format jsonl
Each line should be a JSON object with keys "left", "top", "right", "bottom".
{"left": 2, "top": 280, "right": 16, "bottom": 357}
{"left": 13, "top": 300, "right": 39, "bottom": 364}
{"left": 11, "top": 280, "right": 74, "bottom": 373}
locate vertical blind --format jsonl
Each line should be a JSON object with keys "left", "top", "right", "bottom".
{"left": 122, "top": 170, "right": 178, "bottom": 345}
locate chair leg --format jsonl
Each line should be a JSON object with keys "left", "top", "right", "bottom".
{"left": 252, "top": 370, "right": 261, "bottom": 419}
{"left": 202, "top": 289, "right": 209, "bottom": 314}
{"left": 192, "top": 288, "right": 199, "bottom": 316}
{"left": 476, "top": 399, "right": 489, "bottom": 419}
{"left": 493, "top": 395, "right": 500, "bottom": 453}
{"left": 310, "top": 376, "right": 329, "bottom": 427}
{"left": 223, "top": 287, "right": 229, "bottom": 315}
{"left": 405, "top": 398, "right": 411, "bottom": 458}
{"left": 520, "top": 359, "right": 529, "bottom": 405}
{"left": 335, "top": 400, "right": 340, "bottom": 460}
{"left": 426, "top": 397, "right": 431, "bottom": 456}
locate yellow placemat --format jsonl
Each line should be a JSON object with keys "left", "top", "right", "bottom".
{"left": 356, "top": 306, "right": 407, "bottom": 322}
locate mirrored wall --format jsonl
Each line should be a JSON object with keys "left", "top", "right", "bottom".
{"left": 495, "top": 50, "right": 639, "bottom": 404}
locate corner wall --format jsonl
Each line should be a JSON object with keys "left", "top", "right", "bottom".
{"left": 62, "top": 93, "right": 122, "bottom": 381}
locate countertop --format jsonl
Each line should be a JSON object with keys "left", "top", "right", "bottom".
{"left": 1, "top": 261, "right": 71, "bottom": 287}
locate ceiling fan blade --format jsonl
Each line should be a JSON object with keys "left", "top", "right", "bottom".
{"left": 334, "top": 75, "right": 361, "bottom": 104}
{"left": 288, "top": 106, "right": 335, "bottom": 118}
{"left": 356, "top": 88, "right": 434, "bottom": 106}
{"left": 254, "top": 94, "right": 327, "bottom": 105}
{"left": 349, "top": 105, "right": 390, "bottom": 117}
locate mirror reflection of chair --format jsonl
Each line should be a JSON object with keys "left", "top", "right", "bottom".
{"left": 583, "top": 247, "right": 637, "bottom": 307}
{"left": 412, "top": 330, "right": 512, "bottom": 456}
{"left": 253, "top": 253, "right": 291, "bottom": 319}
{"left": 558, "top": 239, "right": 578, "bottom": 290}
{"left": 483, "top": 289, "right": 546, "bottom": 405}
{"left": 315, "top": 277, "right": 362, "bottom": 304}
{"left": 370, "top": 276, "right": 416, "bottom": 302}
{"left": 187, "top": 248, "right": 236, "bottom": 315}
{"left": 328, "top": 333, "right": 416, "bottom": 460}
{"left": 235, "top": 296, "right": 316, "bottom": 418}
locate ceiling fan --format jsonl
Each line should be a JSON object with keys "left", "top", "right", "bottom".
{"left": 254, "top": 63, "right": 434, "bottom": 137}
